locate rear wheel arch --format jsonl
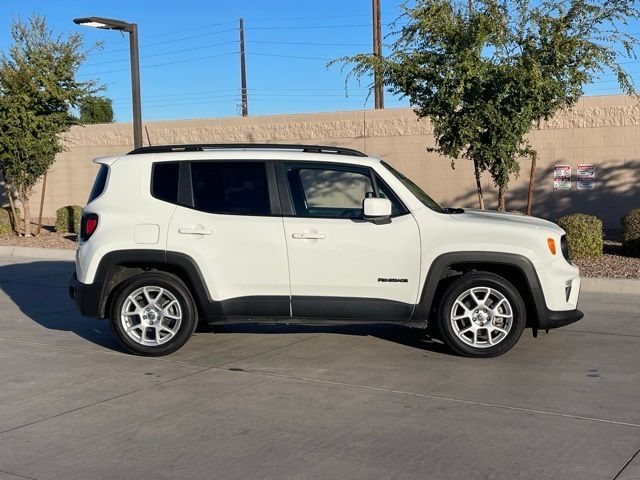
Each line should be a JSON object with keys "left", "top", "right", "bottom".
{"left": 94, "top": 250, "right": 210, "bottom": 319}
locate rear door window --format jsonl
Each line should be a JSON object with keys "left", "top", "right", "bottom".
{"left": 190, "top": 161, "right": 270, "bottom": 215}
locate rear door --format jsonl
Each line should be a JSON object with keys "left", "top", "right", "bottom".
{"left": 166, "top": 160, "right": 290, "bottom": 318}
{"left": 278, "top": 161, "right": 421, "bottom": 320}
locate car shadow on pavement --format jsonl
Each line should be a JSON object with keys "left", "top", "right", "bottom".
{"left": 0, "top": 259, "right": 123, "bottom": 352}
{"left": 0, "top": 259, "right": 450, "bottom": 356}
{"left": 203, "top": 322, "right": 450, "bottom": 355}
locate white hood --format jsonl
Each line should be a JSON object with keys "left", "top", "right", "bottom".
{"left": 452, "top": 209, "right": 563, "bottom": 235}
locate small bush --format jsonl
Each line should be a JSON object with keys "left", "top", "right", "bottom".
{"left": 0, "top": 207, "right": 20, "bottom": 234}
{"left": 557, "top": 214, "right": 603, "bottom": 260}
{"left": 55, "top": 205, "right": 83, "bottom": 233}
{"left": 621, "top": 208, "right": 640, "bottom": 257}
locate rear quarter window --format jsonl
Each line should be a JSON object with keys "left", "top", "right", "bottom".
{"left": 152, "top": 162, "right": 180, "bottom": 203}
{"left": 88, "top": 165, "right": 109, "bottom": 203}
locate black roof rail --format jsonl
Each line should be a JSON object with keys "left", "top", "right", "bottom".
{"left": 127, "top": 143, "right": 368, "bottom": 157}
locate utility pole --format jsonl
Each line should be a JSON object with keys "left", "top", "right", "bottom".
{"left": 239, "top": 18, "right": 248, "bottom": 117}
{"left": 372, "top": 0, "right": 384, "bottom": 109}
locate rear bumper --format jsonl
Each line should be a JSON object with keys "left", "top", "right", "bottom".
{"left": 68, "top": 271, "right": 104, "bottom": 318}
{"left": 537, "top": 308, "right": 584, "bottom": 330}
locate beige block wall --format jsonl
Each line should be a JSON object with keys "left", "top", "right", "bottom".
{"left": 10, "top": 94, "right": 640, "bottom": 228}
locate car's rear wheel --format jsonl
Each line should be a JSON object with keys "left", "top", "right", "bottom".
{"left": 109, "top": 273, "right": 198, "bottom": 356}
{"left": 437, "top": 272, "right": 526, "bottom": 357}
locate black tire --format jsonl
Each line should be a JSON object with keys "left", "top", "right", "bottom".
{"left": 109, "top": 272, "right": 198, "bottom": 356}
{"left": 437, "top": 272, "right": 526, "bottom": 358}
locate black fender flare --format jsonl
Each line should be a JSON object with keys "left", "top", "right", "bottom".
{"left": 87, "top": 249, "right": 289, "bottom": 319}
{"left": 411, "top": 251, "right": 546, "bottom": 326}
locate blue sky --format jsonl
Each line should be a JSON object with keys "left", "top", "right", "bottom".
{"left": 1, "top": 0, "right": 638, "bottom": 122}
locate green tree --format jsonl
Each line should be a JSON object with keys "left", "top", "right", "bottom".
{"left": 0, "top": 15, "right": 99, "bottom": 235}
{"left": 333, "top": 0, "right": 638, "bottom": 211}
{"left": 80, "top": 96, "right": 114, "bottom": 124}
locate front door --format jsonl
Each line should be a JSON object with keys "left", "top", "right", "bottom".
{"left": 279, "top": 162, "right": 421, "bottom": 320}
{"left": 166, "top": 160, "right": 290, "bottom": 318}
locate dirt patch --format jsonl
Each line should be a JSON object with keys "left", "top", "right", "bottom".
{"left": 0, "top": 218, "right": 77, "bottom": 250}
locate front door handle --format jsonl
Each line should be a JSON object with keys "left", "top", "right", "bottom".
{"left": 292, "top": 232, "right": 325, "bottom": 240}
{"left": 178, "top": 227, "right": 213, "bottom": 235}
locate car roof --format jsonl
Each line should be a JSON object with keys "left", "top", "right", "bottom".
{"left": 127, "top": 143, "right": 368, "bottom": 157}
{"left": 111, "top": 144, "right": 382, "bottom": 167}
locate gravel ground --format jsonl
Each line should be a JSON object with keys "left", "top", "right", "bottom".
{"left": 0, "top": 218, "right": 77, "bottom": 250}
{"left": 572, "top": 230, "right": 640, "bottom": 279}
{"left": 0, "top": 222, "right": 638, "bottom": 278}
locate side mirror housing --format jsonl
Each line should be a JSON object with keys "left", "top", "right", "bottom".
{"left": 363, "top": 197, "right": 392, "bottom": 222}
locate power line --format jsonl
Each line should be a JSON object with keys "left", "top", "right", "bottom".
{"left": 84, "top": 40, "right": 238, "bottom": 67}
{"left": 246, "top": 24, "right": 371, "bottom": 30}
{"left": 250, "top": 40, "right": 370, "bottom": 47}
{"left": 246, "top": 52, "right": 333, "bottom": 61}
{"left": 78, "top": 51, "right": 238, "bottom": 76}
{"left": 110, "top": 87, "right": 370, "bottom": 102}
{"left": 91, "top": 27, "right": 239, "bottom": 55}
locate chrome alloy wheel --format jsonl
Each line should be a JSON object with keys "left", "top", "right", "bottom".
{"left": 120, "top": 286, "right": 182, "bottom": 346}
{"left": 449, "top": 287, "right": 513, "bottom": 348}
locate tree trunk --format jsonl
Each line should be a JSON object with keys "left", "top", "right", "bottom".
{"left": 497, "top": 185, "right": 506, "bottom": 212}
{"left": 21, "top": 191, "right": 31, "bottom": 237}
{"left": 473, "top": 159, "right": 485, "bottom": 210}
{"left": 6, "top": 190, "right": 20, "bottom": 235}
{"left": 526, "top": 152, "right": 537, "bottom": 216}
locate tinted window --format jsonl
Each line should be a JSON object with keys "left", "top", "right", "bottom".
{"left": 288, "top": 167, "right": 374, "bottom": 218}
{"left": 190, "top": 161, "right": 270, "bottom": 215}
{"left": 88, "top": 165, "right": 108, "bottom": 202}
{"left": 152, "top": 162, "right": 180, "bottom": 203}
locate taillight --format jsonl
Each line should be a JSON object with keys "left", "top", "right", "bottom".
{"left": 80, "top": 213, "right": 99, "bottom": 241}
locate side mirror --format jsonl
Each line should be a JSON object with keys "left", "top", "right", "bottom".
{"left": 363, "top": 197, "right": 392, "bottom": 222}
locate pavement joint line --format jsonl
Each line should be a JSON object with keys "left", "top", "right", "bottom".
{"left": 0, "top": 337, "right": 319, "bottom": 435}
{"left": 0, "top": 468, "right": 39, "bottom": 480}
{"left": 219, "top": 367, "right": 640, "bottom": 430}
{"left": 1, "top": 335, "right": 639, "bottom": 431}
{"left": 612, "top": 445, "right": 640, "bottom": 480}
{"left": 560, "top": 329, "right": 640, "bottom": 339}
{"left": 0, "top": 365, "right": 216, "bottom": 436}
{"left": 212, "top": 335, "right": 320, "bottom": 367}
{"left": 0, "top": 281, "right": 69, "bottom": 289}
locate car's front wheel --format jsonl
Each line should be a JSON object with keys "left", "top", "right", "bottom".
{"left": 109, "top": 273, "right": 198, "bottom": 356}
{"left": 437, "top": 272, "right": 526, "bottom": 357}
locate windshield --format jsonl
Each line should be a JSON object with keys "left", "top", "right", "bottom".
{"left": 381, "top": 161, "right": 445, "bottom": 213}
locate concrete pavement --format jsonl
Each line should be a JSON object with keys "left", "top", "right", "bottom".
{"left": 0, "top": 256, "right": 638, "bottom": 480}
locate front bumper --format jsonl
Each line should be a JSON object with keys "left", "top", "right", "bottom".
{"left": 537, "top": 308, "right": 584, "bottom": 330}
{"left": 69, "top": 272, "right": 103, "bottom": 318}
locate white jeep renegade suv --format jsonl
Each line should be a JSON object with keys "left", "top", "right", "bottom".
{"left": 69, "top": 143, "right": 582, "bottom": 357}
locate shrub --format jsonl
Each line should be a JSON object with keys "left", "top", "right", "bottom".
{"left": 55, "top": 205, "right": 83, "bottom": 233}
{"left": 0, "top": 207, "right": 20, "bottom": 234}
{"left": 621, "top": 208, "right": 640, "bottom": 257}
{"left": 557, "top": 214, "right": 603, "bottom": 260}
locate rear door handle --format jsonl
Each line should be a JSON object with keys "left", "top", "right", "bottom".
{"left": 292, "top": 233, "right": 325, "bottom": 240}
{"left": 178, "top": 227, "right": 213, "bottom": 235}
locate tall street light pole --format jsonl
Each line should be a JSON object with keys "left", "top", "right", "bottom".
{"left": 74, "top": 17, "right": 143, "bottom": 149}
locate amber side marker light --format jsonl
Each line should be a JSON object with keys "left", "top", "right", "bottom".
{"left": 547, "top": 238, "right": 557, "bottom": 255}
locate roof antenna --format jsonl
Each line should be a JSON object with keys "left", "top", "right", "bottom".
{"left": 144, "top": 125, "right": 152, "bottom": 146}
